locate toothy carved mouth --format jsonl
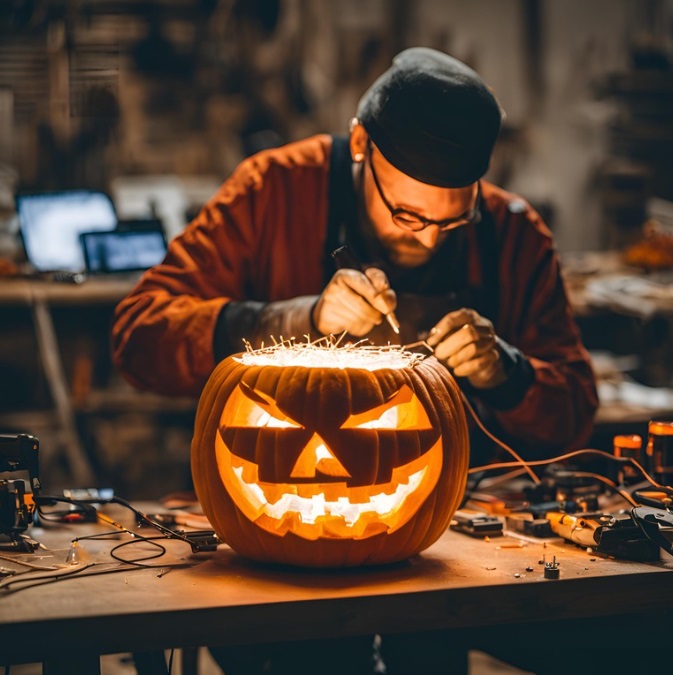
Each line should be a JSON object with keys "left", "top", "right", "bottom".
{"left": 234, "top": 463, "right": 425, "bottom": 524}
{"left": 215, "top": 432, "right": 443, "bottom": 540}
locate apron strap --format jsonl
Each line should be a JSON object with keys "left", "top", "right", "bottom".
{"left": 472, "top": 204, "right": 500, "bottom": 324}
{"left": 324, "top": 135, "right": 356, "bottom": 282}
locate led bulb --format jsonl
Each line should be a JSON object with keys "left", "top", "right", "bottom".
{"left": 66, "top": 541, "right": 80, "bottom": 565}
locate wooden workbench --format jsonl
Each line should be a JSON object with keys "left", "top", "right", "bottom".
{"left": 0, "top": 509, "right": 671, "bottom": 674}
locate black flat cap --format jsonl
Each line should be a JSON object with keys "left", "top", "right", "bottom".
{"left": 357, "top": 47, "right": 503, "bottom": 188}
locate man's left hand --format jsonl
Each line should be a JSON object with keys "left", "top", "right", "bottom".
{"left": 426, "top": 308, "right": 507, "bottom": 389}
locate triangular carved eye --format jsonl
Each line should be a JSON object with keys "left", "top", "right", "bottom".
{"left": 226, "top": 381, "right": 303, "bottom": 428}
{"left": 341, "top": 385, "right": 432, "bottom": 430}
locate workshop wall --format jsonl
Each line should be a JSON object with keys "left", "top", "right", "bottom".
{"left": 1, "top": 0, "right": 672, "bottom": 252}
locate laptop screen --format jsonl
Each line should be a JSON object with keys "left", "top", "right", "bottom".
{"left": 16, "top": 190, "right": 118, "bottom": 273}
{"left": 80, "top": 230, "right": 167, "bottom": 274}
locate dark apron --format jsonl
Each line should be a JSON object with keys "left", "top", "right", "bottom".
{"left": 325, "top": 135, "right": 500, "bottom": 345}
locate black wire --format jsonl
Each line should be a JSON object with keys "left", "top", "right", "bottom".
{"left": 34, "top": 493, "right": 211, "bottom": 552}
{"left": 632, "top": 486, "right": 673, "bottom": 509}
{"left": 0, "top": 563, "right": 143, "bottom": 594}
{"left": 109, "top": 496, "right": 202, "bottom": 547}
{"left": 72, "top": 530, "right": 132, "bottom": 542}
{"left": 33, "top": 494, "right": 197, "bottom": 569}
{"left": 0, "top": 562, "right": 99, "bottom": 592}
{"left": 109, "top": 536, "right": 168, "bottom": 566}
{"left": 70, "top": 527, "right": 169, "bottom": 564}
{"left": 33, "top": 494, "right": 99, "bottom": 523}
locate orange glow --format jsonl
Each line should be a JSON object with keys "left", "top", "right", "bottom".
{"left": 214, "top": 378, "right": 443, "bottom": 541}
{"left": 290, "top": 434, "right": 351, "bottom": 478}
{"left": 191, "top": 342, "right": 470, "bottom": 566}
{"left": 613, "top": 434, "right": 642, "bottom": 450}
{"left": 648, "top": 421, "right": 673, "bottom": 436}
{"left": 216, "top": 428, "right": 443, "bottom": 540}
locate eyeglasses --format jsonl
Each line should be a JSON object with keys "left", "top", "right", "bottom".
{"left": 367, "top": 149, "right": 482, "bottom": 232}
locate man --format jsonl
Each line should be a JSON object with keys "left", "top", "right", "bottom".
{"left": 113, "top": 47, "right": 597, "bottom": 675}
{"left": 112, "top": 47, "right": 597, "bottom": 468}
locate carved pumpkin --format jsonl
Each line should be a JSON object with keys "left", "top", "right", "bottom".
{"left": 191, "top": 343, "right": 469, "bottom": 567}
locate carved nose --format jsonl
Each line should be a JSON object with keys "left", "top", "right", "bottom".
{"left": 290, "top": 433, "right": 351, "bottom": 479}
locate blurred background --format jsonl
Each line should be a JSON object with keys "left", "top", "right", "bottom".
{"left": 2, "top": 0, "right": 673, "bottom": 498}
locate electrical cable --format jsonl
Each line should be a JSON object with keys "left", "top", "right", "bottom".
{"left": 467, "top": 443, "right": 673, "bottom": 509}
{"left": 459, "top": 395, "right": 673, "bottom": 510}
{"left": 71, "top": 528, "right": 168, "bottom": 562}
{"left": 565, "top": 470, "right": 638, "bottom": 507}
{"left": 632, "top": 486, "right": 673, "bottom": 509}
{"left": 0, "top": 562, "right": 98, "bottom": 591}
{"left": 470, "top": 447, "right": 660, "bottom": 485}
{"left": 0, "top": 562, "right": 142, "bottom": 593}
{"left": 477, "top": 467, "right": 530, "bottom": 489}
{"left": 460, "top": 391, "right": 541, "bottom": 484}
{"left": 32, "top": 494, "right": 99, "bottom": 523}
{"left": 109, "top": 537, "right": 170, "bottom": 566}
{"left": 34, "top": 493, "right": 214, "bottom": 552}
{"left": 109, "top": 496, "right": 209, "bottom": 549}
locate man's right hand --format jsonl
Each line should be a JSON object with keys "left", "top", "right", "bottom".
{"left": 312, "top": 268, "right": 397, "bottom": 336}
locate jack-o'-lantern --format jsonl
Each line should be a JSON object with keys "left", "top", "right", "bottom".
{"left": 191, "top": 342, "right": 469, "bottom": 567}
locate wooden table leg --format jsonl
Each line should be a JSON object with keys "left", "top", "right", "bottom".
{"left": 32, "top": 296, "right": 95, "bottom": 486}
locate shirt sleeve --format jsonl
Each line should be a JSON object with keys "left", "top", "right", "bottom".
{"left": 111, "top": 137, "right": 331, "bottom": 398}
{"left": 111, "top": 173, "right": 260, "bottom": 398}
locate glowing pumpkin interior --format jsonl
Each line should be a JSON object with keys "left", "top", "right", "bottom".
{"left": 214, "top": 345, "right": 444, "bottom": 541}
{"left": 193, "top": 341, "right": 470, "bottom": 566}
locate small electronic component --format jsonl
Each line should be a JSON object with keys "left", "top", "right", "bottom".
{"left": 450, "top": 510, "right": 503, "bottom": 537}
{"left": 613, "top": 434, "right": 643, "bottom": 486}
{"left": 546, "top": 511, "right": 661, "bottom": 561}
{"left": 0, "top": 434, "right": 41, "bottom": 552}
{"left": 544, "top": 556, "right": 560, "bottom": 579}
{"left": 178, "top": 530, "right": 220, "bottom": 553}
{"left": 647, "top": 421, "right": 673, "bottom": 486}
{"left": 505, "top": 513, "right": 553, "bottom": 538}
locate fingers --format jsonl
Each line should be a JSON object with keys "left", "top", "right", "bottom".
{"left": 363, "top": 267, "right": 397, "bottom": 316}
{"left": 313, "top": 268, "right": 397, "bottom": 336}
{"left": 451, "top": 346, "right": 499, "bottom": 378}
{"left": 429, "top": 309, "right": 495, "bottom": 361}
{"left": 426, "top": 308, "right": 484, "bottom": 347}
{"left": 427, "top": 308, "right": 505, "bottom": 387}
{"left": 432, "top": 324, "right": 495, "bottom": 363}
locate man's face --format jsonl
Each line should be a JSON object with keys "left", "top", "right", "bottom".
{"left": 363, "top": 145, "right": 478, "bottom": 268}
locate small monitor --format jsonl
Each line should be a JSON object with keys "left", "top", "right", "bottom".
{"left": 16, "top": 190, "right": 118, "bottom": 273}
{"left": 80, "top": 229, "right": 167, "bottom": 274}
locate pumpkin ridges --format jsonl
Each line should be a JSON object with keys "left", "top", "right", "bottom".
{"left": 401, "top": 360, "right": 468, "bottom": 550}
{"left": 192, "top": 357, "right": 243, "bottom": 540}
{"left": 246, "top": 366, "right": 283, "bottom": 483}
{"left": 275, "top": 365, "right": 308, "bottom": 423}
{"left": 349, "top": 367, "right": 386, "bottom": 414}
{"left": 192, "top": 350, "right": 470, "bottom": 567}
{"left": 395, "top": 494, "right": 435, "bottom": 560}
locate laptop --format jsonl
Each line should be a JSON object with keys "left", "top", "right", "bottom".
{"left": 79, "top": 229, "right": 167, "bottom": 275}
{"left": 16, "top": 190, "right": 118, "bottom": 274}
{"left": 16, "top": 190, "right": 167, "bottom": 279}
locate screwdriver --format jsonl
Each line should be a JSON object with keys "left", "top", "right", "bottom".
{"left": 331, "top": 245, "right": 400, "bottom": 334}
